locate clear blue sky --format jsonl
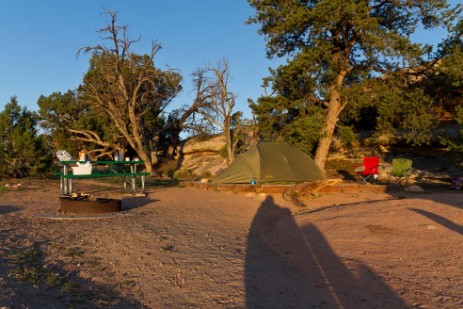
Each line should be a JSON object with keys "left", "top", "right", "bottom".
{"left": 0, "top": 0, "right": 458, "bottom": 118}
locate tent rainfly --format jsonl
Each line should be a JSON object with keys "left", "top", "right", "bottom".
{"left": 212, "top": 142, "right": 326, "bottom": 184}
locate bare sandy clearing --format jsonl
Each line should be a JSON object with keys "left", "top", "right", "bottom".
{"left": 0, "top": 179, "right": 462, "bottom": 308}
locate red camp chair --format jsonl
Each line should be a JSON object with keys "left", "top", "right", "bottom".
{"left": 354, "top": 157, "right": 380, "bottom": 184}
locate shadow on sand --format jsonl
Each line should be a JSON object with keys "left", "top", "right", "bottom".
{"left": 409, "top": 207, "right": 463, "bottom": 235}
{"left": 0, "top": 205, "right": 21, "bottom": 214}
{"left": 385, "top": 184, "right": 463, "bottom": 235}
{"left": 0, "top": 230, "right": 147, "bottom": 308}
{"left": 245, "top": 196, "right": 407, "bottom": 308}
{"left": 121, "top": 196, "right": 158, "bottom": 210}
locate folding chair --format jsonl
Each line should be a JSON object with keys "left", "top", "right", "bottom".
{"left": 387, "top": 158, "right": 413, "bottom": 185}
{"left": 354, "top": 157, "right": 380, "bottom": 184}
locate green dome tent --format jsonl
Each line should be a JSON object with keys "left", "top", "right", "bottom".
{"left": 212, "top": 142, "right": 326, "bottom": 184}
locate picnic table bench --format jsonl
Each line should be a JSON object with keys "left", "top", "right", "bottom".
{"left": 58, "top": 160, "right": 149, "bottom": 196}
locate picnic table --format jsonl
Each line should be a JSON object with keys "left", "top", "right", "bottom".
{"left": 58, "top": 160, "right": 149, "bottom": 196}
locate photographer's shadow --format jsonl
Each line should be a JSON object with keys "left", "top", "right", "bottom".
{"left": 245, "top": 196, "right": 407, "bottom": 308}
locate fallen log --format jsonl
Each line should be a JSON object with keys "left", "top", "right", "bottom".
{"left": 282, "top": 179, "right": 343, "bottom": 207}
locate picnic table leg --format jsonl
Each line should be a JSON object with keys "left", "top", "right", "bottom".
{"left": 131, "top": 164, "right": 136, "bottom": 192}
{"left": 141, "top": 174, "right": 145, "bottom": 193}
{"left": 63, "top": 165, "right": 69, "bottom": 195}
{"left": 68, "top": 178, "right": 73, "bottom": 195}
{"left": 60, "top": 176, "right": 64, "bottom": 194}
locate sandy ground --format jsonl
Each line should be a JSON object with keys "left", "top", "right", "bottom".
{"left": 0, "top": 178, "right": 462, "bottom": 308}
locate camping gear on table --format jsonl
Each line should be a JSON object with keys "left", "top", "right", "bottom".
{"left": 212, "top": 142, "right": 325, "bottom": 184}
{"left": 113, "top": 148, "right": 126, "bottom": 161}
{"left": 56, "top": 150, "right": 72, "bottom": 161}
{"left": 79, "top": 148, "right": 88, "bottom": 161}
{"left": 72, "top": 161, "right": 92, "bottom": 175}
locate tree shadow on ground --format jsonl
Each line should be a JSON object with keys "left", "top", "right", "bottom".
{"left": 409, "top": 207, "right": 463, "bottom": 235}
{"left": 297, "top": 183, "right": 463, "bottom": 239}
{"left": 122, "top": 196, "right": 158, "bottom": 210}
{"left": 0, "top": 230, "right": 147, "bottom": 308}
{"left": 0, "top": 205, "right": 21, "bottom": 214}
{"left": 335, "top": 168, "right": 357, "bottom": 181}
{"left": 383, "top": 184, "right": 463, "bottom": 233}
{"left": 245, "top": 196, "right": 407, "bottom": 308}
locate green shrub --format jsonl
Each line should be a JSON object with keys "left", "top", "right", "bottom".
{"left": 166, "top": 168, "right": 176, "bottom": 178}
{"left": 337, "top": 126, "right": 359, "bottom": 148}
{"left": 219, "top": 144, "right": 228, "bottom": 159}
{"left": 173, "top": 169, "right": 193, "bottom": 179}
{"left": 198, "top": 170, "right": 211, "bottom": 178}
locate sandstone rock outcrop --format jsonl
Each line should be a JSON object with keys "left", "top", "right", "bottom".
{"left": 176, "top": 134, "right": 228, "bottom": 178}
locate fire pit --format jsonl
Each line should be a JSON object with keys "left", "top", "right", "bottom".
{"left": 60, "top": 193, "right": 121, "bottom": 215}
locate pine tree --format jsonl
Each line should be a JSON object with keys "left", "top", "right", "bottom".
{"left": 248, "top": 0, "right": 460, "bottom": 168}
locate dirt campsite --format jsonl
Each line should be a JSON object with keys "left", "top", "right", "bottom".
{"left": 0, "top": 176, "right": 462, "bottom": 308}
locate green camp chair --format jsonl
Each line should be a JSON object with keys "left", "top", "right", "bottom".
{"left": 387, "top": 158, "right": 413, "bottom": 185}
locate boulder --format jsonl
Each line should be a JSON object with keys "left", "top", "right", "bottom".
{"left": 404, "top": 185, "right": 425, "bottom": 193}
{"left": 177, "top": 135, "right": 227, "bottom": 177}
{"left": 181, "top": 134, "right": 226, "bottom": 156}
